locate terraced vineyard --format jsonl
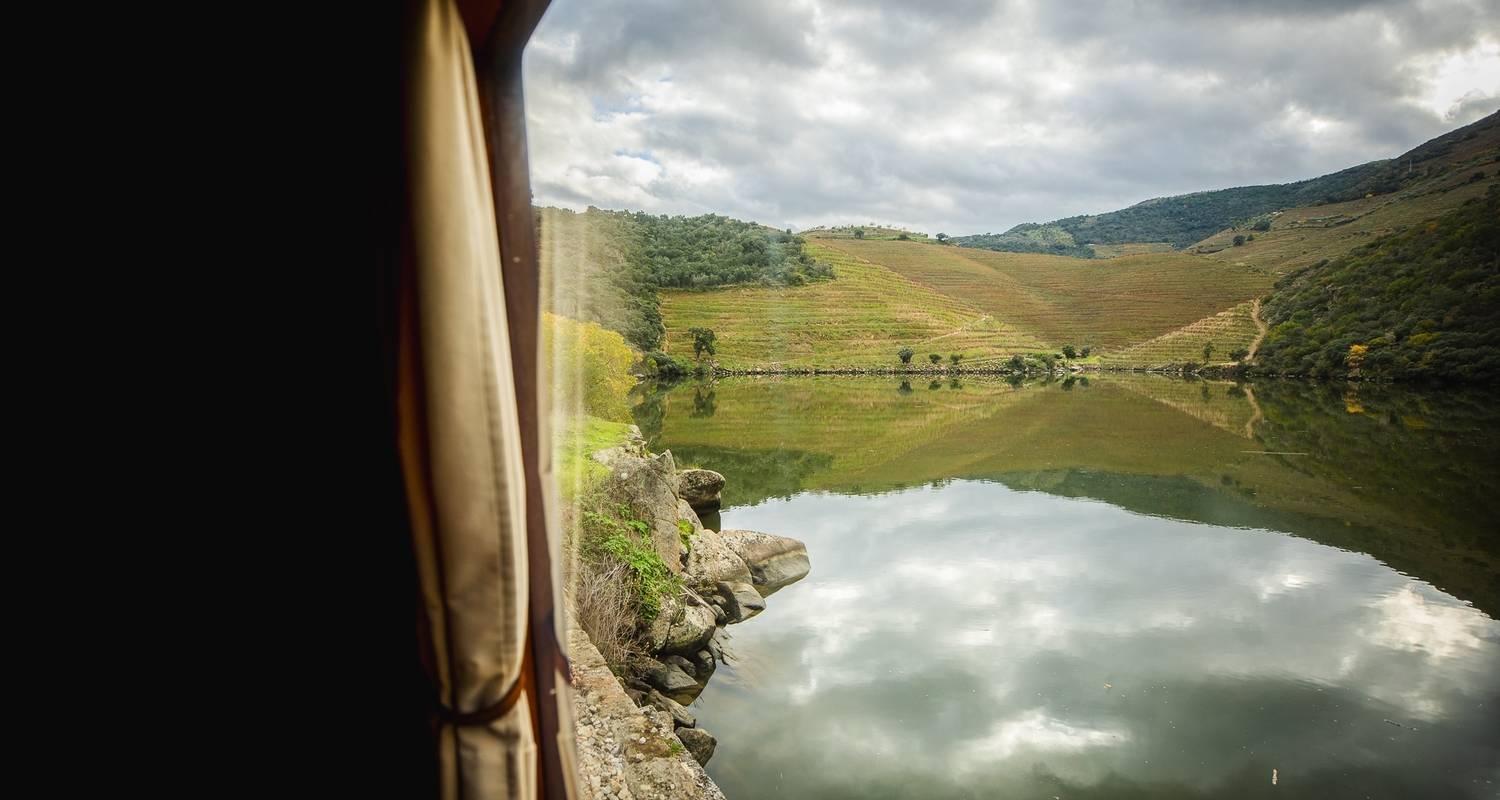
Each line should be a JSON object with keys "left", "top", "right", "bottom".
{"left": 818, "top": 238, "right": 1274, "bottom": 351}
{"left": 1100, "top": 301, "right": 1260, "bottom": 367}
{"left": 659, "top": 244, "right": 1049, "bottom": 369}
{"left": 1191, "top": 171, "right": 1499, "bottom": 275}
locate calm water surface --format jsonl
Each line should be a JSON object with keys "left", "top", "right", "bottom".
{"left": 639, "top": 375, "right": 1500, "bottom": 799}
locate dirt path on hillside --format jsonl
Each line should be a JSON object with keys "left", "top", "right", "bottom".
{"left": 1246, "top": 298, "right": 1269, "bottom": 361}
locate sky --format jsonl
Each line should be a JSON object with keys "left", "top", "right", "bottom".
{"left": 522, "top": 0, "right": 1500, "bottom": 235}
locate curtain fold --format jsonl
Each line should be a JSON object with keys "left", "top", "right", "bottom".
{"left": 397, "top": 0, "right": 569, "bottom": 796}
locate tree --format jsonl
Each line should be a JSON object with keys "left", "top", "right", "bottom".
{"left": 1252, "top": 219, "right": 1271, "bottom": 232}
{"left": 1061, "top": 345, "right": 1077, "bottom": 359}
{"left": 1081, "top": 346, "right": 1092, "bottom": 358}
{"left": 898, "top": 346, "right": 915, "bottom": 364}
{"left": 688, "top": 327, "right": 717, "bottom": 360}
{"left": 936, "top": 233, "right": 949, "bottom": 242}
{"left": 897, "top": 233, "right": 910, "bottom": 240}
{"left": 928, "top": 353, "right": 942, "bottom": 364}
{"left": 1229, "top": 347, "right": 1249, "bottom": 362}
{"left": 853, "top": 228, "right": 865, "bottom": 239}
{"left": 1202, "top": 342, "right": 1215, "bottom": 362}
{"left": 949, "top": 354, "right": 963, "bottom": 365}
{"left": 1232, "top": 234, "right": 1246, "bottom": 247}
{"left": 1008, "top": 354, "right": 1025, "bottom": 370}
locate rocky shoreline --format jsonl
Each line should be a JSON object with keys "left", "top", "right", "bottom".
{"left": 572, "top": 428, "right": 810, "bottom": 799}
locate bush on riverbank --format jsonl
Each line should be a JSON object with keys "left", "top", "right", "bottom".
{"left": 545, "top": 312, "right": 638, "bottom": 422}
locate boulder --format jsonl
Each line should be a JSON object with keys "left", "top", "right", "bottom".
{"left": 600, "top": 450, "right": 688, "bottom": 574}
{"left": 676, "top": 469, "right": 725, "bottom": 512}
{"left": 716, "top": 580, "right": 766, "bottom": 623}
{"left": 665, "top": 654, "right": 698, "bottom": 677}
{"left": 681, "top": 528, "right": 753, "bottom": 590}
{"left": 690, "top": 649, "right": 717, "bottom": 680}
{"left": 642, "top": 658, "right": 698, "bottom": 694}
{"left": 646, "top": 689, "right": 696, "bottom": 728}
{"left": 676, "top": 727, "right": 718, "bottom": 767}
{"left": 718, "top": 530, "right": 811, "bottom": 595}
{"left": 645, "top": 589, "right": 718, "bottom": 655}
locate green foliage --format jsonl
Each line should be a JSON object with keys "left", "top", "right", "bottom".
{"left": 928, "top": 353, "right": 942, "bottom": 364}
{"left": 897, "top": 233, "right": 910, "bottom": 240}
{"left": 688, "top": 327, "right": 718, "bottom": 360}
{"left": 676, "top": 518, "right": 695, "bottom": 551}
{"left": 582, "top": 504, "right": 680, "bottom": 621}
{"left": 1232, "top": 235, "right": 1246, "bottom": 247}
{"left": 1251, "top": 218, "right": 1272, "bottom": 232}
{"left": 1009, "top": 354, "right": 1026, "bottom": 370}
{"left": 1081, "top": 346, "right": 1092, "bottom": 358}
{"left": 853, "top": 228, "right": 865, "bottom": 239}
{"left": 544, "top": 313, "right": 637, "bottom": 422}
{"left": 949, "top": 353, "right": 963, "bottom": 365}
{"left": 642, "top": 350, "right": 691, "bottom": 380}
{"left": 1229, "top": 347, "right": 1250, "bottom": 362}
{"left": 1255, "top": 191, "right": 1500, "bottom": 382}
{"left": 951, "top": 223, "right": 1094, "bottom": 258}
{"left": 1061, "top": 345, "right": 1077, "bottom": 359}
{"left": 540, "top": 206, "right": 833, "bottom": 351}
{"left": 898, "top": 346, "right": 915, "bottom": 364}
{"left": 936, "top": 233, "right": 949, "bottom": 242}
{"left": 1202, "top": 342, "right": 1215, "bottom": 361}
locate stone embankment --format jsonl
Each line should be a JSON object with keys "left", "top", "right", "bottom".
{"left": 572, "top": 428, "right": 809, "bottom": 799}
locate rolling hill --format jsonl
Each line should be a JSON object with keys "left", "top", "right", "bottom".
{"left": 953, "top": 110, "right": 1499, "bottom": 254}
{"left": 659, "top": 243, "right": 1049, "bottom": 370}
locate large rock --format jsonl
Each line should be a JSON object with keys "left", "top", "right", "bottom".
{"left": 716, "top": 580, "right": 766, "bottom": 623}
{"left": 643, "top": 658, "right": 698, "bottom": 694}
{"left": 676, "top": 468, "right": 725, "bottom": 512}
{"left": 645, "top": 689, "right": 696, "bottom": 728}
{"left": 681, "top": 527, "right": 753, "bottom": 591}
{"left": 600, "top": 450, "right": 688, "bottom": 573}
{"left": 718, "top": 530, "right": 811, "bottom": 595}
{"left": 676, "top": 727, "right": 718, "bottom": 767}
{"left": 645, "top": 589, "right": 717, "bottom": 655}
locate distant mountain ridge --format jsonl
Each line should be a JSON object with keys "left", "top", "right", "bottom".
{"left": 953, "top": 111, "right": 1500, "bottom": 255}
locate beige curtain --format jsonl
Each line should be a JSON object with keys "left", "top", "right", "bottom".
{"left": 397, "top": 0, "right": 574, "bottom": 796}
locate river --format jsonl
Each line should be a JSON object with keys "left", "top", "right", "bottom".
{"left": 637, "top": 374, "right": 1500, "bottom": 799}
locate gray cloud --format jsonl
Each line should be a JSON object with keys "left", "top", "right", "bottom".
{"left": 523, "top": 0, "right": 1500, "bottom": 234}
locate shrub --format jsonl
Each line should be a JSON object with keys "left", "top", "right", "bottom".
{"left": 949, "top": 353, "right": 963, "bottom": 365}
{"left": 544, "top": 313, "right": 636, "bottom": 422}
{"left": 1008, "top": 354, "right": 1025, "bottom": 370}
{"left": 898, "top": 346, "right": 915, "bottom": 364}
{"left": 1233, "top": 234, "right": 1246, "bottom": 246}
{"left": 1061, "top": 345, "right": 1077, "bottom": 359}
{"left": 1081, "top": 346, "right": 1092, "bottom": 358}
{"left": 928, "top": 353, "right": 942, "bottom": 364}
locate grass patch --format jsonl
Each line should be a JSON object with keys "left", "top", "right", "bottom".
{"left": 582, "top": 503, "right": 680, "bottom": 623}
{"left": 555, "top": 415, "right": 634, "bottom": 501}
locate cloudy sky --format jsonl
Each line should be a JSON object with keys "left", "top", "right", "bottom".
{"left": 523, "top": 0, "right": 1500, "bottom": 235}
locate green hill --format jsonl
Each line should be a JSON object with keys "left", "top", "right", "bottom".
{"left": 814, "top": 237, "right": 1273, "bottom": 351}
{"left": 1252, "top": 189, "right": 1500, "bottom": 381}
{"left": 953, "top": 111, "right": 1499, "bottom": 253}
{"left": 658, "top": 243, "right": 1049, "bottom": 369}
{"left": 539, "top": 206, "right": 832, "bottom": 350}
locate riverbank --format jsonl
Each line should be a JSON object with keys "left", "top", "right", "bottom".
{"left": 564, "top": 423, "right": 810, "bottom": 799}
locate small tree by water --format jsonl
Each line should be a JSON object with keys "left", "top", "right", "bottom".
{"left": 689, "top": 327, "right": 717, "bottom": 360}
{"left": 929, "top": 353, "right": 942, "bottom": 364}
{"left": 898, "top": 346, "right": 915, "bottom": 364}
